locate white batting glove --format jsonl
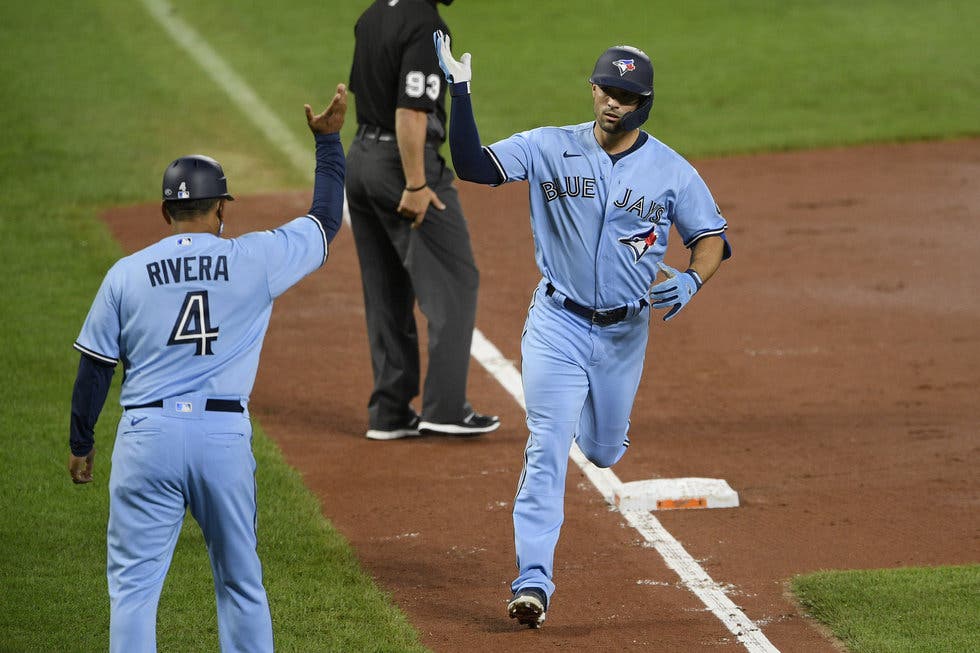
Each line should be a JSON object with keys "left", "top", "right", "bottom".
{"left": 433, "top": 30, "right": 472, "bottom": 85}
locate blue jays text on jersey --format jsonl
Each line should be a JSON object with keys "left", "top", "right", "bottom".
{"left": 540, "top": 177, "right": 667, "bottom": 224}
{"left": 485, "top": 121, "right": 727, "bottom": 309}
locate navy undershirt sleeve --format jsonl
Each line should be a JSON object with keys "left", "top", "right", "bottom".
{"left": 448, "top": 82, "right": 503, "bottom": 185}
{"left": 308, "top": 132, "right": 345, "bottom": 243}
{"left": 69, "top": 353, "right": 115, "bottom": 456}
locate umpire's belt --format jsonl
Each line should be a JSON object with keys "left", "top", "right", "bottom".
{"left": 124, "top": 399, "right": 244, "bottom": 413}
{"left": 546, "top": 283, "right": 647, "bottom": 326}
{"left": 355, "top": 124, "right": 441, "bottom": 147}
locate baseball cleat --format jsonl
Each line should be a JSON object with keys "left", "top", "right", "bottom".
{"left": 418, "top": 410, "right": 500, "bottom": 436}
{"left": 365, "top": 415, "right": 421, "bottom": 440}
{"left": 508, "top": 587, "right": 547, "bottom": 628}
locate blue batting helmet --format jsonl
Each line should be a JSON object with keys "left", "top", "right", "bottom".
{"left": 589, "top": 45, "right": 654, "bottom": 131}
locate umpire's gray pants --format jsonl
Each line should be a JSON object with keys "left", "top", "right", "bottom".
{"left": 346, "top": 136, "right": 479, "bottom": 428}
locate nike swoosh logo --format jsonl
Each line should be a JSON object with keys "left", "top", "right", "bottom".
{"left": 130, "top": 416, "right": 149, "bottom": 426}
{"left": 562, "top": 151, "right": 582, "bottom": 158}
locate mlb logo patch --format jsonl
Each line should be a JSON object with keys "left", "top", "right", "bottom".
{"left": 177, "top": 236, "right": 193, "bottom": 246}
{"left": 177, "top": 181, "right": 190, "bottom": 199}
{"left": 175, "top": 401, "right": 193, "bottom": 413}
{"left": 613, "top": 59, "right": 636, "bottom": 76}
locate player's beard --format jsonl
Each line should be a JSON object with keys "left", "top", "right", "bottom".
{"left": 597, "top": 111, "right": 627, "bottom": 134}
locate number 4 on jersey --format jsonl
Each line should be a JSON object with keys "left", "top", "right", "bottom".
{"left": 168, "top": 291, "right": 219, "bottom": 355}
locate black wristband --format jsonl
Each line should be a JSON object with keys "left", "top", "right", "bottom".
{"left": 450, "top": 80, "right": 471, "bottom": 97}
{"left": 405, "top": 182, "right": 427, "bottom": 192}
{"left": 684, "top": 268, "right": 704, "bottom": 290}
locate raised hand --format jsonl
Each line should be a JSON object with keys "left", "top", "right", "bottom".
{"left": 433, "top": 30, "right": 472, "bottom": 84}
{"left": 305, "top": 83, "right": 348, "bottom": 134}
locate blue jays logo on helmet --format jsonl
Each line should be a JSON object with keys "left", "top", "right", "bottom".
{"left": 590, "top": 45, "right": 654, "bottom": 131}
{"left": 618, "top": 226, "right": 658, "bottom": 263}
{"left": 590, "top": 46, "right": 652, "bottom": 97}
{"left": 613, "top": 59, "right": 636, "bottom": 76}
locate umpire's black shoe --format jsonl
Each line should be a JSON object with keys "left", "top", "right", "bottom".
{"left": 418, "top": 410, "right": 500, "bottom": 436}
{"left": 365, "top": 414, "right": 421, "bottom": 441}
{"left": 508, "top": 587, "right": 547, "bottom": 628}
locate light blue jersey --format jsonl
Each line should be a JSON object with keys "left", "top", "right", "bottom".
{"left": 486, "top": 122, "right": 727, "bottom": 308}
{"left": 483, "top": 123, "right": 729, "bottom": 605}
{"left": 74, "top": 216, "right": 327, "bottom": 407}
{"left": 439, "top": 33, "right": 732, "bottom": 626}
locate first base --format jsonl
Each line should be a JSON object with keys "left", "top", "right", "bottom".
{"left": 615, "top": 478, "right": 739, "bottom": 511}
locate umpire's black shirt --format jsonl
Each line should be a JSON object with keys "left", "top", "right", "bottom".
{"left": 349, "top": 0, "right": 449, "bottom": 141}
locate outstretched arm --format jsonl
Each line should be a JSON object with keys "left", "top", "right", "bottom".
{"left": 433, "top": 31, "right": 502, "bottom": 185}
{"left": 305, "top": 84, "right": 348, "bottom": 243}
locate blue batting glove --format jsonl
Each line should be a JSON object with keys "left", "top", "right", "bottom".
{"left": 649, "top": 263, "right": 702, "bottom": 321}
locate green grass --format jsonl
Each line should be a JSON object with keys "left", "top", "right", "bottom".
{"left": 162, "top": 0, "right": 980, "bottom": 156}
{"left": 0, "top": 1, "right": 423, "bottom": 650}
{"left": 0, "top": 0, "right": 977, "bottom": 650}
{"left": 793, "top": 565, "right": 980, "bottom": 653}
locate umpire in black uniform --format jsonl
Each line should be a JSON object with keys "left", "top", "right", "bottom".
{"left": 347, "top": 0, "right": 500, "bottom": 440}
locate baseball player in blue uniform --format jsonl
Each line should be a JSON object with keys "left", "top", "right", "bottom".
{"left": 434, "top": 34, "right": 731, "bottom": 627}
{"left": 67, "top": 85, "right": 348, "bottom": 651}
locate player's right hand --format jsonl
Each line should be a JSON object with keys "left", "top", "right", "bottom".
{"left": 433, "top": 30, "right": 472, "bottom": 85}
{"left": 649, "top": 262, "right": 701, "bottom": 322}
{"left": 305, "top": 83, "right": 348, "bottom": 135}
{"left": 69, "top": 449, "right": 95, "bottom": 484}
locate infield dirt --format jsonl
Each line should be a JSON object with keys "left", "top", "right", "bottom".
{"left": 103, "top": 138, "right": 979, "bottom": 651}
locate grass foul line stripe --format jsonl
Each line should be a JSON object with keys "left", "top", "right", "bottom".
{"left": 141, "top": 4, "right": 777, "bottom": 649}
{"left": 469, "top": 329, "right": 780, "bottom": 652}
{"left": 140, "top": 0, "right": 313, "bottom": 181}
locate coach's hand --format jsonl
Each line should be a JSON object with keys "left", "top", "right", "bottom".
{"left": 69, "top": 449, "right": 95, "bottom": 484}
{"left": 305, "top": 83, "right": 348, "bottom": 134}
{"left": 650, "top": 262, "right": 702, "bottom": 321}
{"left": 433, "top": 30, "right": 472, "bottom": 85}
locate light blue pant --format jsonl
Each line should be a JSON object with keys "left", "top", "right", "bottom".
{"left": 107, "top": 396, "right": 272, "bottom": 652}
{"left": 512, "top": 284, "right": 649, "bottom": 602}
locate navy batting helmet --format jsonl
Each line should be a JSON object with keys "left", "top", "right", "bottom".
{"left": 162, "top": 155, "right": 234, "bottom": 202}
{"left": 589, "top": 45, "right": 654, "bottom": 131}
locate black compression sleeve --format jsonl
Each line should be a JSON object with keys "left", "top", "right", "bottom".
{"left": 448, "top": 83, "right": 503, "bottom": 185}
{"left": 308, "top": 132, "right": 345, "bottom": 243}
{"left": 69, "top": 354, "right": 115, "bottom": 456}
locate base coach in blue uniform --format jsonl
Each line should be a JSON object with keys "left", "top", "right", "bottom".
{"left": 67, "top": 85, "right": 348, "bottom": 652}
{"left": 347, "top": 0, "right": 500, "bottom": 440}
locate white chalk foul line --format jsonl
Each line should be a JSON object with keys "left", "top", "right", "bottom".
{"left": 140, "top": 4, "right": 776, "bottom": 648}
{"left": 469, "top": 332, "right": 779, "bottom": 652}
{"left": 140, "top": 0, "right": 351, "bottom": 222}
{"left": 141, "top": 0, "right": 311, "bottom": 177}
